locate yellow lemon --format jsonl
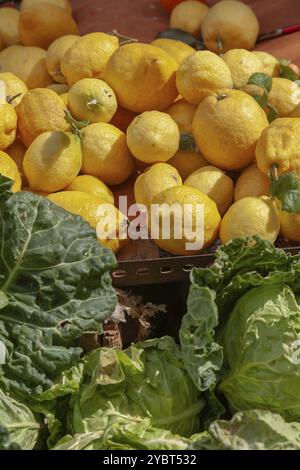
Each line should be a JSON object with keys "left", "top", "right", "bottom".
{"left": 7, "top": 138, "right": 28, "bottom": 186}
{"left": 176, "top": 50, "right": 233, "bottom": 105}
{"left": 23, "top": 131, "right": 82, "bottom": 192}
{"left": 19, "top": 4, "right": 78, "bottom": 49}
{"left": 165, "top": 99, "right": 196, "bottom": 134}
{"left": 0, "top": 150, "right": 21, "bottom": 191}
{"left": 134, "top": 163, "right": 182, "bottom": 208}
{"left": 68, "top": 78, "right": 117, "bottom": 124}
{"left": 21, "top": 0, "right": 72, "bottom": 14}
{"left": 0, "top": 103, "right": 17, "bottom": 150}
{"left": 256, "top": 118, "right": 300, "bottom": 178}
{"left": 65, "top": 175, "right": 114, "bottom": 205}
{"left": 0, "top": 7, "right": 20, "bottom": 46}
{"left": 150, "top": 185, "right": 221, "bottom": 255}
{"left": 222, "top": 49, "right": 264, "bottom": 89}
{"left": 234, "top": 163, "right": 270, "bottom": 201}
{"left": 104, "top": 43, "right": 178, "bottom": 112}
{"left": 47, "top": 84, "right": 69, "bottom": 95}
{"left": 170, "top": 1, "right": 209, "bottom": 37}
{"left": 126, "top": 111, "right": 180, "bottom": 164}
{"left": 0, "top": 45, "right": 52, "bottom": 89}
{"left": 81, "top": 123, "right": 135, "bottom": 186}
{"left": 168, "top": 149, "right": 208, "bottom": 181}
{"left": 0, "top": 72, "right": 28, "bottom": 107}
{"left": 17, "top": 88, "right": 69, "bottom": 147}
{"left": 193, "top": 89, "right": 269, "bottom": 170}
{"left": 268, "top": 78, "right": 300, "bottom": 117}
{"left": 23, "top": 187, "right": 49, "bottom": 197}
{"left": 45, "top": 34, "right": 79, "bottom": 84}
{"left": 150, "top": 38, "right": 194, "bottom": 65}
{"left": 185, "top": 165, "right": 233, "bottom": 216}
{"left": 202, "top": 0, "right": 259, "bottom": 53}
{"left": 61, "top": 33, "right": 119, "bottom": 86}
{"left": 279, "top": 210, "right": 300, "bottom": 242}
{"left": 60, "top": 92, "right": 68, "bottom": 106}
{"left": 220, "top": 196, "right": 280, "bottom": 244}
{"left": 253, "top": 51, "right": 280, "bottom": 77}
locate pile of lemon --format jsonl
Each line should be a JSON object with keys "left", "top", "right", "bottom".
{"left": 0, "top": 0, "right": 300, "bottom": 256}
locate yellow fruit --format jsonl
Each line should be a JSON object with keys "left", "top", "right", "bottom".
{"left": 234, "top": 163, "right": 270, "bottom": 201}
{"left": 176, "top": 50, "right": 233, "bottom": 105}
{"left": 6, "top": 138, "right": 28, "bottom": 186}
{"left": 68, "top": 78, "right": 117, "bottom": 124}
{"left": 105, "top": 43, "right": 178, "bottom": 112}
{"left": 220, "top": 196, "right": 280, "bottom": 244}
{"left": 134, "top": 163, "right": 182, "bottom": 208}
{"left": 268, "top": 78, "right": 300, "bottom": 117}
{"left": 150, "top": 185, "right": 221, "bottom": 255}
{"left": 0, "top": 45, "right": 52, "bottom": 89}
{"left": 0, "top": 150, "right": 21, "bottom": 191}
{"left": 23, "top": 131, "right": 82, "bottom": 192}
{"left": 47, "top": 191, "right": 126, "bottom": 253}
{"left": 165, "top": 99, "right": 196, "bottom": 134}
{"left": 47, "top": 84, "right": 69, "bottom": 95}
{"left": 222, "top": 49, "right": 264, "bottom": 89}
{"left": 81, "top": 123, "right": 135, "bottom": 186}
{"left": 150, "top": 38, "right": 194, "bottom": 65}
{"left": 0, "top": 72, "right": 28, "bottom": 107}
{"left": 65, "top": 175, "right": 114, "bottom": 205}
{"left": 170, "top": 1, "right": 209, "bottom": 37}
{"left": 21, "top": 0, "right": 72, "bottom": 14}
{"left": 61, "top": 33, "right": 119, "bottom": 86}
{"left": 256, "top": 118, "right": 300, "bottom": 178}
{"left": 193, "top": 89, "right": 268, "bottom": 170}
{"left": 289, "top": 103, "right": 300, "bottom": 117}
{"left": 202, "top": 0, "right": 259, "bottom": 53}
{"left": 253, "top": 51, "right": 280, "bottom": 77}
{"left": 279, "top": 210, "right": 300, "bottom": 242}
{"left": 0, "top": 103, "right": 17, "bottom": 150}
{"left": 168, "top": 149, "right": 208, "bottom": 181}
{"left": 126, "top": 111, "right": 180, "bottom": 164}
{"left": 23, "top": 187, "right": 49, "bottom": 197}
{"left": 0, "top": 35, "right": 5, "bottom": 53}
{"left": 45, "top": 34, "right": 79, "bottom": 84}
{"left": 60, "top": 92, "right": 68, "bottom": 106}
{"left": 17, "top": 88, "right": 69, "bottom": 147}
{"left": 19, "top": 4, "right": 78, "bottom": 49}
{"left": 0, "top": 7, "right": 20, "bottom": 46}
{"left": 185, "top": 165, "right": 233, "bottom": 216}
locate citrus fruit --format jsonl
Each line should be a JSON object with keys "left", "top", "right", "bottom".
{"left": 23, "top": 131, "right": 82, "bottom": 192}
{"left": 81, "top": 123, "right": 135, "bottom": 186}
{"left": 222, "top": 49, "right": 264, "bottom": 89}
{"left": 202, "top": 0, "right": 259, "bottom": 53}
{"left": 0, "top": 7, "right": 20, "bottom": 46}
{"left": 45, "top": 34, "right": 79, "bottom": 84}
{"left": 185, "top": 165, "right": 233, "bottom": 215}
{"left": 20, "top": 0, "right": 72, "bottom": 14}
{"left": 7, "top": 138, "right": 28, "bottom": 186}
{"left": 0, "top": 103, "right": 17, "bottom": 150}
{"left": 170, "top": 1, "right": 209, "bottom": 37}
{"left": 168, "top": 149, "right": 208, "bottom": 181}
{"left": 193, "top": 89, "right": 269, "bottom": 170}
{"left": 0, "top": 72, "right": 28, "bottom": 107}
{"left": 47, "top": 84, "right": 69, "bottom": 95}
{"left": 176, "top": 50, "right": 233, "bottom": 104}
{"left": 165, "top": 99, "right": 197, "bottom": 134}
{"left": 23, "top": 187, "right": 49, "bottom": 196}
{"left": 104, "top": 43, "right": 178, "bottom": 112}
{"left": 279, "top": 210, "right": 300, "bottom": 242}
{"left": 68, "top": 78, "right": 117, "bottom": 124}
{"left": 253, "top": 51, "right": 280, "bottom": 77}
{"left": 60, "top": 92, "right": 68, "bottom": 106}
{"left": 268, "top": 78, "right": 300, "bottom": 117}
{"left": 234, "top": 163, "right": 270, "bottom": 201}
{"left": 0, "top": 150, "right": 21, "bottom": 192}
{"left": 110, "top": 106, "right": 137, "bottom": 133}
{"left": 220, "top": 196, "right": 280, "bottom": 244}
{"left": 65, "top": 175, "right": 114, "bottom": 205}
{"left": 150, "top": 38, "right": 194, "bottom": 65}
{"left": 61, "top": 32, "right": 119, "bottom": 86}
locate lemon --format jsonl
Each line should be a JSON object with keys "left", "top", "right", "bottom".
{"left": 105, "top": 43, "right": 178, "bottom": 112}
{"left": 165, "top": 99, "right": 196, "bottom": 134}
{"left": 193, "top": 89, "right": 268, "bottom": 170}
{"left": 65, "top": 175, "right": 114, "bottom": 205}
{"left": 253, "top": 51, "right": 280, "bottom": 77}
{"left": 0, "top": 45, "right": 52, "bottom": 89}
{"left": 0, "top": 35, "right": 5, "bottom": 53}
{"left": 176, "top": 50, "right": 233, "bottom": 105}
{"left": 81, "top": 123, "right": 135, "bottom": 186}
{"left": 47, "top": 191, "right": 126, "bottom": 253}
{"left": 23, "top": 187, "right": 49, "bottom": 197}
{"left": 0, "top": 150, "right": 21, "bottom": 191}
{"left": 47, "top": 84, "right": 69, "bottom": 95}
{"left": 222, "top": 49, "right": 264, "bottom": 89}
{"left": 21, "top": 0, "right": 72, "bottom": 14}
{"left": 134, "top": 163, "right": 182, "bottom": 208}
{"left": 150, "top": 185, "right": 221, "bottom": 255}
{"left": 0, "top": 72, "right": 28, "bottom": 107}
{"left": 61, "top": 33, "right": 119, "bottom": 87}
{"left": 279, "top": 210, "right": 300, "bottom": 242}
{"left": 126, "top": 111, "right": 180, "bottom": 164}
{"left": 7, "top": 138, "right": 28, "bottom": 186}
{"left": 256, "top": 118, "right": 300, "bottom": 178}
{"left": 150, "top": 38, "right": 194, "bottom": 65}
{"left": 60, "top": 92, "right": 68, "bottom": 106}
{"left": 17, "top": 88, "right": 69, "bottom": 147}
{"left": 234, "top": 163, "right": 270, "bottom": 201}
{"left": 23, "top": 131, "right": 82, "bottom": 192}
{"left": 202, "top": 0, "right": 259, "bottom": 53}
{"left": 168, "top": 149, "right": 208, "bottom": 181}
{"left": 170, "top": 1, "right": 209, "bottom": 37}
{"left": 19, "top": 4, "right": 78, "bottom": 49}
{"left": 185, "top": 165, "right": 233, "bottom": 216}
{"left": 68, "top": 78, "right": 117, "bottom": 124}
{"left": 0, "top": 7, "right": 20, "bottom": 46}
{"left": 289, "top": 104, "right": 300, "bottom": 117}
{"left": 220, "top": 196, "right": 280, "bottom": 244}
{"left": 45, "top": 34, "right": 79, "bottom": 84}
{"left": 0, "top": 103, "right": 17, "bottom": 150}
{"left": 267, "top": 78, "right": 300, "bottom": 117}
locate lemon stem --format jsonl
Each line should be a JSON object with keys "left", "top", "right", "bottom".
{"left": 216, "top": 94, "right": 227, "bottom": 101}
{"left": 64, "top": 109, "right": 90, "bottom": 138}
{"left": 109, "top": 29, "right": 138, "bottom": 45}
{"left": 216, "top": 37, "right": 224, "bottom": 53}
{"left": 7, "top": 93, "right": 22, "bottom": 105}
{"left": 87, "top": 98, "right": 99, "bottom": 109}
{"left": 270, "top": 164, "right": 279, "bottom": 181}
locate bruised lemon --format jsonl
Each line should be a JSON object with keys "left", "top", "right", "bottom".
{"left": 0, "top": 150, "right": 21, "bottom": 191}
{"left": 45, "top": 34, "right": 79, "bottom": 84}
{"left": 0, "top": 72, "right": 28, "bottom": 107}
{"left": 151, "top": 38, "right": 194, "bottom": 65}
{"left": 65, "top": 175, "right": 114, "bottom": 205}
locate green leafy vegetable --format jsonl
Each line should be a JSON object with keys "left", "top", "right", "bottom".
{"left": 157, "top": 28, "right": 205, "bottom": 50}
{"left": 247, "top": 72, "right": 278, "bottom": 122}
{"left": 0, "top": 426, "right": 20, "bottom": 450}
{"left": 270, "top": 171, "right": 300, "bottom": 213}
{"left": 179, "top": 134, "right": 198, "bottom": 152}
